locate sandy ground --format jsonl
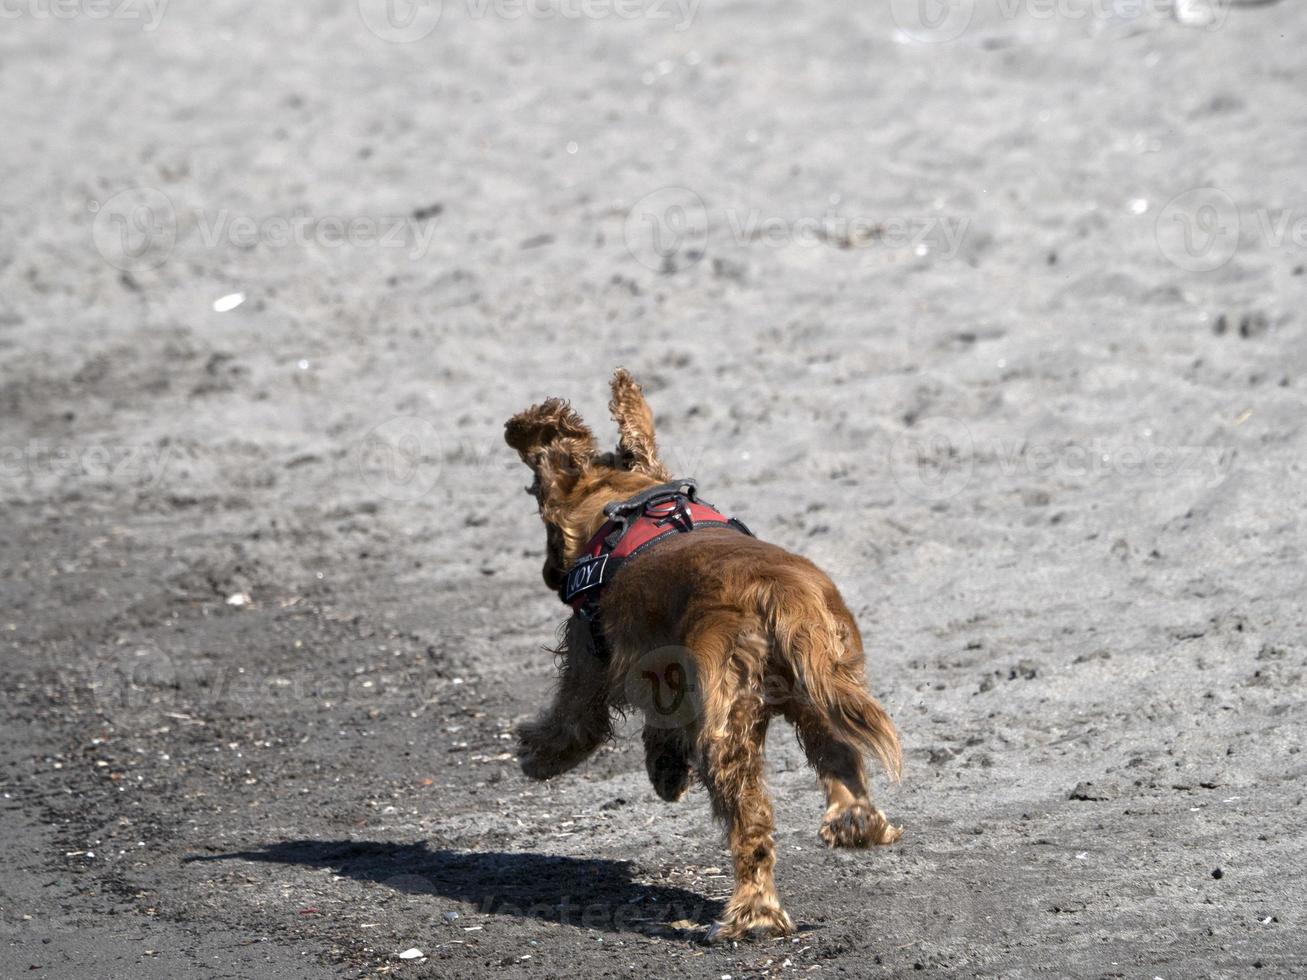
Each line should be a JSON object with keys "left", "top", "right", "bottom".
{"left": 3, "top": 1, "right": 1306, "bottom": 977}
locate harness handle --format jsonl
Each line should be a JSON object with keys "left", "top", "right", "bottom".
{"left": 602, "top": 479, "right": 698, "bottom": 520}
{"left": 601, "top": 479, "right": 698, "bottom": 551}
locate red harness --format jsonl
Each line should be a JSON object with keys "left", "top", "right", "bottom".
{"left": 558, "top": 480, "right": 753, "bottom": 650}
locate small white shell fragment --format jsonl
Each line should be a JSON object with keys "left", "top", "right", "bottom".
{"left": 225, "top": 592, "right": 251, "bottom": 607}
{"left": 398, "top": 948, "right": 424, "bottom": 960}
{"left": 212, "top": 292, "right": 245, "bottom": 312}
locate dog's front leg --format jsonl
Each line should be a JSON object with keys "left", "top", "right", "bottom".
{"left": 517, "top": 620, "right": 612, "bottom": 780}
{"left": 643, "top": 726, "right": 693, "bottom": 801}
{"left": 516, "top": 701, "right": 608, "bottom": 780}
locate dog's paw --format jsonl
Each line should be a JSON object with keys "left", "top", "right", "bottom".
{"left": 819, "top": 802, "right": 902, "bottom": 848}
{"left": 646, "top": 745, "right": 693, "bottom": 802}
{"left": 517, "top": 737, "right": 583, "bottom": 781}
{"left": 515, "top": 728, "right": 567, "bottom": 781}
{"left": 517, "top": 745, "right": 558, "bottom": 781}
{"left": 706, "top": 903, "right": 794, "bottom": 944}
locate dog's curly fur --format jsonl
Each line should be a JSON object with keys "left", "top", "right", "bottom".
{"left": 506, "top": 369, "right": 903, "bottom": 942}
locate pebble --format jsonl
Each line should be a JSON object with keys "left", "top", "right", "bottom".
{"left": 1174, "top": 0, "right": 1217, "bottom": 27}
{"left": 1069, "top": 781, "right": 1116, "bottom": 802}
{"left": 398, "top": 947, "right": 424, "bottom": 960}
{"left": 1212, "top": 867, "right": 1224, "bottom": 879}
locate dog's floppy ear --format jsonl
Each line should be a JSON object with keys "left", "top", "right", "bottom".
{"left": 504, "top": 398, "right": 599, "bottom": 490}
{"left": 608, "top": 369, "right": 671, "bottom": 480}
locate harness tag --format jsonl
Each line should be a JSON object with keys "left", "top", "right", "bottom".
{"left": 562, "top": 553, "right": 609, "bottom": 604}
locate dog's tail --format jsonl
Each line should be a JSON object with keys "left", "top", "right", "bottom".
{"left": 808, "top": 655, "right": 903, "bottom": 781}
{"left": 765, "top": 582, "right": 903, "bottom": 781}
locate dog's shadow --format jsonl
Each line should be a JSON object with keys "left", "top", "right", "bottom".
{"left": 185, "top": 840, "right": 720, "bottom": 936}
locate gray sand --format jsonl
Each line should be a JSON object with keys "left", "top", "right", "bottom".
{"left": 2, "top": 1, "right": 1305, "bottom": 977}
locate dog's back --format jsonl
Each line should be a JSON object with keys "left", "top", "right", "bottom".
{"left": 601, "top": 529, "right": 903, "bottom": 780}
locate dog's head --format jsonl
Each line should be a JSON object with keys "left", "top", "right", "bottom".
{"left": 505, "top": 369, "right": 671, "bottom": 590}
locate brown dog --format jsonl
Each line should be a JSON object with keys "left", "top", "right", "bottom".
{"left": 506, "top": 369, "right": 902, "bottom": 942}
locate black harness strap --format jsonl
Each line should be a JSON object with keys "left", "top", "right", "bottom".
{"left": 560, "top": 479, "right": 753, "bottom": 660}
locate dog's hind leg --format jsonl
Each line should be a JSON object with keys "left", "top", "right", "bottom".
{"left": 788, "top": 701, "right": 902, "bottom": 848}
{"left": 780, "top": 598, "right": 903, "bottom": 848}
